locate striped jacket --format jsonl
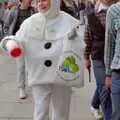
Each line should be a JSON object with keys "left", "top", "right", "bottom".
{"left": 84, "top": 9, "right": 106, "bottom": 61}
{"left": 105, "top": 2, "right": 120, "bottom": 76}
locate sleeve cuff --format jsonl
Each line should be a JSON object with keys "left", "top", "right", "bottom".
{"left": 105, "top": 69, "right": 112, "bottom": 77}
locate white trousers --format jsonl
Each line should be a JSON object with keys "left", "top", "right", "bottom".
{"left": 32, "top": 84, "right": 71, "bottom": 120}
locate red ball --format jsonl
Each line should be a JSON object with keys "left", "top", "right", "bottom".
{"left": 10, "top": 47, "right": 22, "bottom": 57}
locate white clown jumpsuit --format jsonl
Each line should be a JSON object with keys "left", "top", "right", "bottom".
{"left": 0, "top": 0, "right": 81, "bottom": 119}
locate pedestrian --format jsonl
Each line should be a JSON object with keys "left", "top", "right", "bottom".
{"left": 84, "top": 0, "right": 116, "bottom": 119}
{"left": 72, "top": 0, "right": 80, "bottom": 19}
{"left": 78, "top": 0, "right": 85, "bottom": 25}
{"left": 0, "top": 0, "right": 84, "bottom": 119}
{"left": 94, "top": 0, "right": 101, "bottom": 10}
{"left": 0, "top": 2, "right": 5, "bottom": 21}
{"left": 60, "top": 0, "right": 79, "bottom": 19}
{"left": 105, "top": 0, "right": 120, "bottom": 120}
{"left": 60, "top": 0, "right": 74, "bottom": 16}
{"left": 3, "top": 0, "right": 36, "bottom": 99}
{"left": 0, "top": 2, "right": 5, "bottom": 40}
{"left": 2, "top": 0, "right": 19, "bottom": 23}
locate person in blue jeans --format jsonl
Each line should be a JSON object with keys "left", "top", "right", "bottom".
{"left": 91, "top": 60, "right": 112, "bottom": 120}
{"left": 84, "top": 0, "right": 117, "bottom": 119}
{"left": 105, "top": 1, "right": 120, "bottom": 120}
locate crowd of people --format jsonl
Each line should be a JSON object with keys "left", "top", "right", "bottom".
{"left": 0, "top": 0, "right": 120, "bottom": 120}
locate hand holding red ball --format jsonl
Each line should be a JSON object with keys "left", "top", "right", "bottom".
{"left": 6, "top": 40, "right": 22, "bottom": 57}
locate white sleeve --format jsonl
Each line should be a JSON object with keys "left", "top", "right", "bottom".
{"left": 0, "top": 19, "right": 29, "bottom": 55}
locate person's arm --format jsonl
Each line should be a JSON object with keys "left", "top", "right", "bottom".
{"left": 104, "top": 7, "right": 116, "bottom": 77}
{"left": 3, "top": 9, "right": 13, "bottom": 35}
{"left": 0, "top": 18, "right": 28, "bottom": 56}
{"left": 84, "top": 21, "right": 93, "bottom": 69}
{"left": 3, "top": 7, "right": 18, "bottom": 36}
{"left": 84, "top": 22, "right": 93, "bottom": 60}
{"left": 104, "top": 6, "right": 117, "bottom": 88}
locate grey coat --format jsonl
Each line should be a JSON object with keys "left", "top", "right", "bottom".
{"left": 4, "top": 6, "right": 35, "bottom": 36}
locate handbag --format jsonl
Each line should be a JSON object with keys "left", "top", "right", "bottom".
{"left": 56, "top": 28, "right": 84, "bottom": 88}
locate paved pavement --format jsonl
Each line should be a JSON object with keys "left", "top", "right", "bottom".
{"left": 0, "top": 25, "right": 96, "bottom": 120}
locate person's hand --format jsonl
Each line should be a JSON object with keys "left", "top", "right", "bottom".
{"left": 85, "top": 59, "right": 91, "bottom": 69}
{"left": 105, "top": 76, "right": 112, "bottom": 89}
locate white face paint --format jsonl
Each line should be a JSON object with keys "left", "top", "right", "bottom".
{"left": 37, "top": 0, "right": 60, "bottom": 19}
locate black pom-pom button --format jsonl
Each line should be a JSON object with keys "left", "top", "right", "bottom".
{"left": 44, "top": 42, "right": 52, "bottom": 49}
{"left": 44, "top": 60, "right": 52, "bottom": 67}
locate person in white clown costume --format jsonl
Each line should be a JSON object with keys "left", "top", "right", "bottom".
{"left": 0, "top": 0, "right": 84, "bottom": 119}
